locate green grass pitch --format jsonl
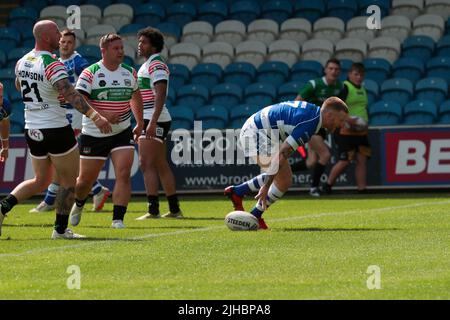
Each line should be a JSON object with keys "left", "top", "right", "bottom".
{"left": 0, "top": 193, "right": 449, "bottom": 300}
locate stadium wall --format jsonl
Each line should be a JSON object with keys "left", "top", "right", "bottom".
{"left": 1, "top": 125, "right": 450, "bottom": 195}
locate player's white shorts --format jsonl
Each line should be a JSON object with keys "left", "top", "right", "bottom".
{"left": 239, "top": 115, "right": 279, "bottom": 158}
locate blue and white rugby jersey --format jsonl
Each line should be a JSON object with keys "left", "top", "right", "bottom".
{"left": 59, "top": 52, "right": 89, "bottom": 129}
{"left": 252, "top": 100, "right": 322, "bottom": 149}
{"left": 60, "top": 52, "right": 89, "bottom": 87}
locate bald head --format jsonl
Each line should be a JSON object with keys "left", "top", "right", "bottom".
{"left": 33, "top": 20, "right": 57, "bottom": 40}
{"left": 33, "top": 20, "right": 61, "bottom": 52}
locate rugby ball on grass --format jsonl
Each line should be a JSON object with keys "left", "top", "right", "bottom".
{"left": 225, "top": 211, "right": 259, "bottom": 231}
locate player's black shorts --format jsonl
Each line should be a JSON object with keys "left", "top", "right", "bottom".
{"left": 25, "top": 125, "right": 78, "bottom": 159}
{"left": 141, "top": 120, "right": 171, "bottom": 141}
{"left": 79, "top": 127, "right": 135, "bottom": 160}
{"left": 334, "top": 130, "right": 371, "bottom": 161}
{"left": 314, "top": 127, "right": 328, "bottom": 139}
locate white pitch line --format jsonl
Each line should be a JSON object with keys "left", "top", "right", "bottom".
{"left": 1, "top": 200, "right": 449, "bottom": 259}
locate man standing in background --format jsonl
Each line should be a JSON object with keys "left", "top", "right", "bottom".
{"left": 295, "top": 58, "right": 345, "bottom": 197}
{"left": 322, "top": 63, "right": 370, "bottom": 194}
{"left": 135, "top": 27, "right": 182, "bottom": 220}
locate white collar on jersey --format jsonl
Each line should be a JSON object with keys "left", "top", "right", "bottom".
{"left": 59, "top": 51, "right": 79, "bottom": 62}
{"left": 147, "top": 53, "right": 162, "bottom": 62}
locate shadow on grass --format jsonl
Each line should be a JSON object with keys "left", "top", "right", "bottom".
{"left": 83, "top": 225, "right": 205, "bottom": 230}
{"left": 175, "top": 217, "right": 224, "bottom": 221}
{"left": 3, "top": 223, "right": 54, "bottom": 228}
{"left": 281, "top": 227, "right": 401, "bottom": 232}
{"left": 0, "top": 237, "right": 147, "bottom": 242}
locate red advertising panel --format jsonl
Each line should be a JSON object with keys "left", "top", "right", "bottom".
{"left": 384, "top": 129, "right": 450, "bottom": 184}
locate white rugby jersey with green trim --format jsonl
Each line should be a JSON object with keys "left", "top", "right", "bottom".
{"left": 76, "top": 61, "right": 138, "bottom": 137}
{"left": 138, "top": 53, "right": 171, "bottom": 122}
{"left": 15, "top": 50, "right": 69, "bottom": 129}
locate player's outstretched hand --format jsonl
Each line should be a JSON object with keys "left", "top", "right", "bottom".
{"left": 255, "top": 184, "right": 269, "bottom": 210}
{"left": 94, "top": 115, "right": 112, "bottom": 134}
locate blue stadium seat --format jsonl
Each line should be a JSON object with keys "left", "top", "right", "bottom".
{"left": 9, "top": 102, "right": 25, "bottom": 132}
{"left": 54, "top": 0, "right": 81, "bottom": 5}
{"left": 156, "top": 22, "right": 182, "bottom": 43}
{"left": 8, "top": 7, "right": 38, "bottom": 33}
{"left": 392, "top": 57, "right": 424, "bottom": 84}
{"left": 278, "top": 81, "right": 304, "bottom": 101}
{"left": 426, "top": 56, "right": 450, "bottom": 86}
{"left": 195, "top": 104, "right": 229, "bottom": 130}
{"left": 327, "top": 0, "right": 358, "bottom": 23}
{"left": 402, "top": 36, "right": 435, "bottom": 61}
{"left": 223, "top": 62, "right": 256, "bottom": 87}
{"left": 293, "top": 0, "right": 325, "bottom": 23}
{"left": 261, "top": 0, "right": 293, "bottom": 25}
{"left": 229, "top": 0, "right": 261, "bottom": 25}
{"left": 118, "top": 0, "right": 144, "bottom": 7}
{"left": 256, "top": 61, "right": 290, "bottom": 87}
{"left": 134, "top": 3, "right": 166, "bottom": 27}
{"left": 20, "top": 28, "right": 34, "bottom": 44}
{"left": 170, "top": 106, "right": 194, "bottom": 130}
{"left": 149, "top": 0, "right": 175, "bottom": 7}
{"left": 168, "top": 63, "right": 190, "bottom": 90}
{"left": 167, "top": 86, "right": 176, "bottom": 106}
{"left": 368, "top": 101, "right": 402, "bottom": 126}
{"left": 363, "top": 58, "right": 391, "bottom": 83}
{"left": 176, "top": 84, "right": 209, "bottom": 111}
{"left": 10, "top": 121, "right": 24, "bottom": 134}
{"left": 166, "top": 2, "right": 197, "bottom": 28}
{"left": 82, "top": 0, "right": 112, "bottom": 10}
{"left": 290, "top": 60, "right": 323, "bottom": 83}
{"left": 123, "top": 56, "right": 134, "bottom": 67}
{"left": 76, "top": 45, "right": 101, "bottom": 65}
{"left": 415, "top": 78, "right": 448, "bottom": 107}
{"left": 380, "top": 78, "right": 414, "bottom": 107}
{"left": 190, "top": 63, "right": 223, "bottom": 90}
{"left": 339, "top": 59, "right": 354, "bottom": 81}
{"left": 0, "top": 51, "right": 5, "bottom": 68}
{"left": 182, "top": 0, "right": 208, "bottom": 5}
{"left": 119, "top": 23, "right": 145, "bottom": 36}
{"left": 363, "top": 79, "right": 379, "bottom": 106}
{"left": 197, "top": 0, "right": 228, "bottom": 26}
{"left": 358, "top": 0, "right": 390, "bottom": 18}
{"left": 436, "top": 35, "right": 450, "bottom": 57}
{"left": 22, "top": 0, "right": 50, "bottom": 13}
{"left": 438, "top": 100, "right": 450, "bottom": 124}
{"left": 7, "top": 47, "right": 32, "bottom": 68}
{"left": 210, "top": 83, "right": 243, "bottom": 108}
{"left": 229, "top": 104, "right": 260, "bottom": 128}
{"left": 0, "top": 68, "right": 16, "bottom": 94}
{"left": 244, "top": 83, "right": 277, "bottom": 106}
{"left": 0, "top": 28, "right": 20, "bottom": 52}
{"left": 403, "top": 100, "right": 437, "bottom": 125}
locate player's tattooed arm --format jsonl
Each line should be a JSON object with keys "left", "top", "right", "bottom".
{"left": 54, "top": 78, "right": 91, "bottom": 115}
{"left": 53, "top": 78, "right": 112, "bottom": 134}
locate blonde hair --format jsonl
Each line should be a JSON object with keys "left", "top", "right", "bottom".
{"left": 99, "top": 33, "right": 122, "bottom": 49}
{"left": 322, "top": 97, "right": 349, "bottom": 113}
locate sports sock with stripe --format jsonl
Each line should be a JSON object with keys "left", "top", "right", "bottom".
{"left": 234, "top": 173, "right": 267, "bottom": 197}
